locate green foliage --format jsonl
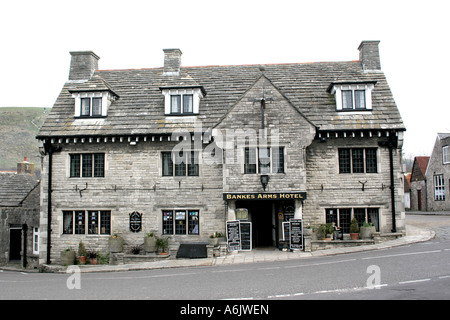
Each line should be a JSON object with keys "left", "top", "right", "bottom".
{"left": 350, "top": 217, "right": 359, "bottom": 233}
{"left": 0, "top": 107, "right": 49, "bottom": 172}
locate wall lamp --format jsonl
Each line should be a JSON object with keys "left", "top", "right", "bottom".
{"left": 260, "top": 174, "right": 270, "bottom": 191}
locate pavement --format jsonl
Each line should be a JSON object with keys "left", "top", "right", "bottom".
{"left": 1, "top": 212, "right": 441, "bottom": 273}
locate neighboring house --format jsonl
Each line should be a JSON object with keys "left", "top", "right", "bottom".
{"left": 410, "top": 156, "right": 429, "bottom": 211}
{"left": 0, "top": 158, "right": 40, "bottom": 268}
{"left": 404, "top": 173, "right": 411, "bottom": 210}
{"left": 425, "top": 133, "right": 450, "bottom": 211}
{"left": 36, "top": 41, "right": 406, "bottom": 264}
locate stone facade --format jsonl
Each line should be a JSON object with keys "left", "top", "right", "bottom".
{"left": 37, "top": 41, "right": 406, "bottom": 265}
{"left": 425, "top": 134, "right": 450, "bottom": 211}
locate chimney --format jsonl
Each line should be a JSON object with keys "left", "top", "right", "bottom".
{"left": 163, "top": 49, "right": 182, "bottom": 75}
{"left": 358, "top": 41, "right": 381, "bottom": 71}
{"left": 69, "top": 51, "right": 100, "bottom": 80}
{"left": 17, "top": 157, "right": 34, "bottom": 175}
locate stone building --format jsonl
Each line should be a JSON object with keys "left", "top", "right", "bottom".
{"left": 36, "top": 41, "right": 406, "bottom": 264}
{"left": 425, "top": 133, "right": 450, "bottom": 211}
{"left": 410, "top": 156, "right": 430, "bottom": 211}
{"left": 0, "top": 159, "right": 40, "bottom": 268}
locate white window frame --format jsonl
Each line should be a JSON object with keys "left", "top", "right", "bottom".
{"left": 443, "top": 146, "right": 449, "bottom": 164}
{"left": 33, "top": 227, "right": 39, "bottom": 255}
{"left": 330, "top": 83, "right": 375, "bottom": 111}
{"left": 162, "top": 88, "right": 203, "bottom": 115}
{"left": 72, "top": 91, "right": 112, "bottom": 117}
{"left": 434, "top": 174, "right": 446, "bottom": 201}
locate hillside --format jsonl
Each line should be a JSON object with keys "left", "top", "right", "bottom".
{"left": 0, "top": 107, "right": 50, "bottom": 173}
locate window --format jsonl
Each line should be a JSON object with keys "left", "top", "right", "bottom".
{"left": 162, "top": 210, "right": 199, "bottom": 235}
{"left": 244, "top": 147, "right": 285, "bottom": 174}
{"left": 63, "top": 210, "right": 111, "bottom": 235}
{"left": 162, "top": 88, "right": 204, "bottom": 115}
{"left": 170, "top": 94, "right": 194, "bottom": 115}
{"left": 326, "top": 208, "right": 380, "bottom": 233}
{"left": 79, "top": 97, "right": 102, "bottom": 117}
{"left": 434, "top": 174, "right": 445, "bottom": 201}
{"left": 443, "top": 146, "right": 449, "bottom": 164}
{"left": 339, "top": 148, "right": 377, "bottom": 174}
{"left": 162, "top": 151, "right": 199, "bottom": 177}
{"left": 329, "top": 82, "right": 375, "bottom": 111}
{"left": 70, "top": 153, "right": 105, "bottom": 178}
{"left": 33, "top": 227, "right": 39, "bottom": 255}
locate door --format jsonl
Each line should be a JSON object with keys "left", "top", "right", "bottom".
{"left": 9, "top": 227, "right": 22, "bottom": 261}
{"left": 417, "top": 190, "right": 422, "bottom": 211}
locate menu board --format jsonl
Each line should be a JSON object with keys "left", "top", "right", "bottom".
{"left": 239, "top": 222, "right": 252, "bottom": 251}
{"left": 226, "top": 220, "right": 241, "bottom": 251}
{"left": 289, "top": 219, "right": 303, "bottom": 250}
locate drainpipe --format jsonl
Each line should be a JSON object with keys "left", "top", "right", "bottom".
{"left": 22, "top": 224, "right": 27, "bottom": 268}
{"left": 43, "top": 140, "right": 61, "bottom": 264}
{"left": 378, "top": 131, "right": 398, "bottom": 233}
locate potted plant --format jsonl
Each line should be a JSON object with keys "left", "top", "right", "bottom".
{"left": 156, "top": 236, "right": 170, "bottom": 255}
{"left": 109, "top": 232, "right": 124, "bottom": 252}
{"left": 317, "top": 224, "right": 333, "bottom": 240}
{"left": 60, "top": 248, "right": 76, "bottom": 266}
{"left": 144, "top": 232, "right": 157, "bottom": 253}
{"left": 350, "top": 217, "right": 360, "bottom": 240}
{"left": 88, "top": 250, "right": 98, "bottom": 265}
{"left": 360, "top": 221, "right": 376, "bottom": 239}
{"left": 208, "top": 232, "right": 222, "bottom": 247}
{"left": 78, "top": 241, "right": 87, "bottom": 264}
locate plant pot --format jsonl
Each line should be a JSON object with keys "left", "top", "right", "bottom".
{"left": 208, "top": 237, "right": 219, "bottom": 247}
{"left": 109, "top": 237, "right": 124, "bottom": 253}
{"left": 89, "top": 258, "right": 98, "bottom": 265}
{"left": 158, "top": 252, "right": 169, "bottom": 256}
{"left": 360, "top": 226, "right": 376, "bottom": 239}
{"left": 144, "top": 236, "right": 157, "bottom": 253}
{"left": 303, "top": 228, "right": 313, "bottom": 237}
{"left": 350, "top": 233, "right": 360, "bottom": 240}
{"left": 60, "top": 250, "right": 76, "bottom": 266}
{"left": 78, "top": 256, "right": 87, "bottom": 264}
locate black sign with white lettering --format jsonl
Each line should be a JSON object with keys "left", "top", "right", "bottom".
{"left": 239, "top": 222, "right": 252, "bottom": 251}
{"left": 226, "top": 220, "right": 241, "bottom": 251}
{"left": 289, "top": 219, "right": 303, "bottom": 250}
{"left": 129, "top": 211, "right": 142, "bottom": 233}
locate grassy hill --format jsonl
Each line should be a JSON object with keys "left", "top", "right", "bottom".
{"left": 0, "top": 107, "right": 50, "bottom": 173}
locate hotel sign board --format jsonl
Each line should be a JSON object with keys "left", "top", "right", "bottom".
{"left": 223, "top": 192, "right": 307, "bottom": 201}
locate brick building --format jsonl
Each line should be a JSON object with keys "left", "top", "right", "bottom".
{"left": 37, "top": 41, "right": 406, "bottom": 264}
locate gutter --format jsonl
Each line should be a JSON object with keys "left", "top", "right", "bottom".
{"left": 43, "top": 140, "right": 61, "bottom": 264}
{"left": 378, "top": 131, "right": 399, "bottom": 233}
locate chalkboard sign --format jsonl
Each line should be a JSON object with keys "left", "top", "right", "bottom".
{"left": 282, "top": 222, "right": 290, "bottom": 241}
{"left": 289, "top": 219, "right": 303, "bottom": 250}
{"left": 226, "top": 220, "right": 241, "bottom": 251}
{"left": 129, "top": 211, "right": 142, "bottom": 233}
{"left": 239, "top": 222, "right": 252, "bottom": 251}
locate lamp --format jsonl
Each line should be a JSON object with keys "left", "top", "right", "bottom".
{"left": 260, "top": 174, "right": 269, "bottom": 191}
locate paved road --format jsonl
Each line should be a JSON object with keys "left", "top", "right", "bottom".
{"left": 0, "top": 214, "right": 449, "bottom": 302}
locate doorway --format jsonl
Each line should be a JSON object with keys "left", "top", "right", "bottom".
{"left": 9, "top": 227, "right": 22, "bottom": 261}
{"left": 417, "top": 190, "right": 422, "bottom": 211}
{"left": 236, "top": 201, "right": 276, "bottom": 248}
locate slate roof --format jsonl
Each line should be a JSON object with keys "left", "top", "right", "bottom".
{"left": 0, "top": 173, "right": 39, "bottom": 207}
{"left": 37, "top": 57, "right": 405, "bottom": 139}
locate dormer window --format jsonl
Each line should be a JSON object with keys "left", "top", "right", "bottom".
{"left": 69, "top": 75, "right": 118, "bottom": 119}
{"left": 161, "top": 86, "right": 205, "bottom": 116}
{"left": 72, "top": 92, "right": 113, "bottom": 118}
{"left": 328, "top": 81, "right": 376, "bottom": 112}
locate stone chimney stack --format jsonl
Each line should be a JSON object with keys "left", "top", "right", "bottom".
{"left": 358, "top": 41, "right": 381, "bottom": 71}
{"left": 17, "top": 157, "right": 34, "bottom": 175}
{"left": 163, "top": 49, "right": 182, "bottom": 75}
{"left": 69, "top": 51, "right": 100, "bottom": 80}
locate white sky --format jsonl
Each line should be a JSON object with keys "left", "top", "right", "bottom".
{"left": 0, "top": 0, "right": 449, "bottom": 157}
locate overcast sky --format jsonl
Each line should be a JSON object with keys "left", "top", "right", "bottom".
{"left": 0, "top": 0, "right": 448, "bottom": 157}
